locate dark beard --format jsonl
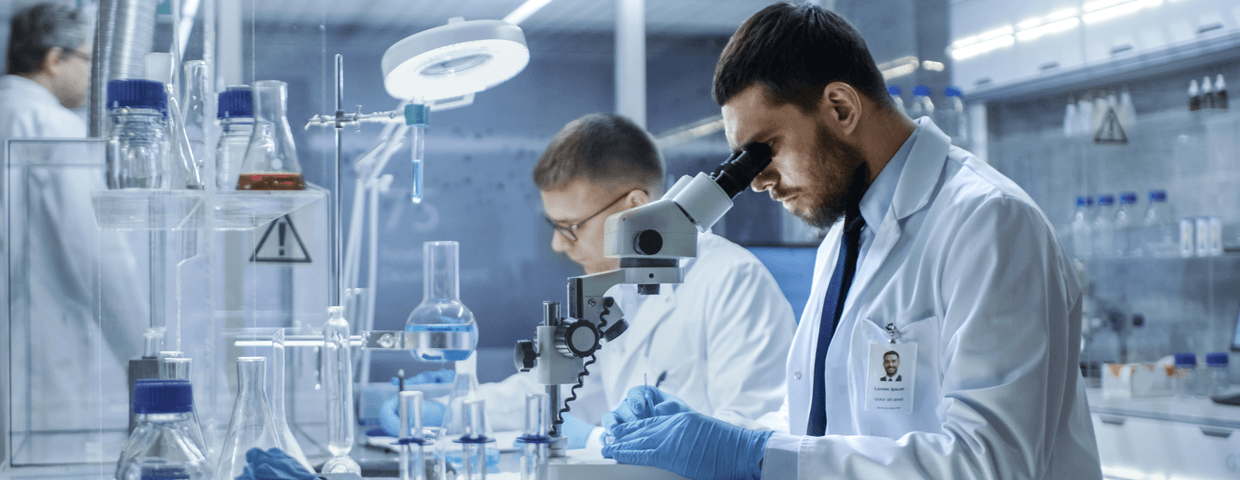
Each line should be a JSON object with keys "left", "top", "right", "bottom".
{"left": 797, "top": 125, "right": 870, "bottom": 229}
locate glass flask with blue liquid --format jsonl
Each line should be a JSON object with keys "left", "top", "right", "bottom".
{"left": 406, "top": 241, "right": 477, "bottom": 363}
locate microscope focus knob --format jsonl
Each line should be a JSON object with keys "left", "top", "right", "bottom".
{"left": 634, "top": 229, "right": 663, "bottom": 255}
{"left": 514, "top": 340, "right": 537, "bottom": 372}
{"left": 555, "top": 321, "right": 600, "bottom": 358}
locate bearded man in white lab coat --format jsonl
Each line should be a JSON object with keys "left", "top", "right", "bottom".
{"left": 601, "top": 3, "right": 1102, "bottom": 480}
{"left": 1, "top": 3, "right": 146, "bottom": 432}
{"left": 470, "top": 112, "right": 796, "bottom": 447}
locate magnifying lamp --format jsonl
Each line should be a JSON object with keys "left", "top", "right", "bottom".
{"left": 381, "top": 17, "right": 530, "bottom": 102}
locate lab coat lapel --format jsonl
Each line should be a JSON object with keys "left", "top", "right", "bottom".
{"left": 839, "top": 120, "right": 952, "bottom": 325}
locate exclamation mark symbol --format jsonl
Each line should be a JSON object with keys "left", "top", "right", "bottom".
{"left": 278, "top": 222, "right": 286, "bottom": 257}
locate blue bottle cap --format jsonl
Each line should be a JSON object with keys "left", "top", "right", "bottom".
{"left": 133, "top": 379, "right": 194, "bottom": 414}
{"left": 1206, "top": 352, "right": 1229, "bottom": 367}
{"left": 1174, "top": 353, "right": 1197, "bottom": 367}
{"left": 887, "top": 85, "right": 901, "bottom": 96}
{"left": 1149, "top": 190, "right": 1167, "bottom": 202}
{"left": 1119, "top": 192, "right": 1137, "bottom": 204}
{"left": 1097, "top": 194, "right": 1114, "bottom": 206}
{"left": 405, "top": 104, "right": 430, "bottom": 127}
{"left": 217, "top": 87, "right": 253, "bottom": 119}
{"left": 1075, "top": 196, "right": 1087, "bottom": 207}
{"left": 945, "top": 86, "right": 962, "bottom": 97}
{"left": 106, "top": 79, "right": 167, "bottom": 116}
{"left": 913, "top": 85, "right": 931, "bottom": 96}
{"left": 1085, "top": 196, "right": 1094, "bottom": 206}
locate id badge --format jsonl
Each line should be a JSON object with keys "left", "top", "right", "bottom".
{"left": 865, "top": 324, "right": 916, "bottom": 413}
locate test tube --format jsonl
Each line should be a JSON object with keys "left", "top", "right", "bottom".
{"left": 399, "top": 391, "right": 426, "bottom": 480}
{"left": 520, "top": 393, "right": 550, "bottom": 480}
{"left": 461, "top": 398, "right": 488, "bottom": 480}
{"left": 405, "top": 104, "right": 429, "bottom": 204}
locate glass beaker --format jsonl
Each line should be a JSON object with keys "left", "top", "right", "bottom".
{"left": 237, "top": 80, "right": 305, "bottom": 190}
{"left": 217, "top": 357, "right": 283, "bottom": 479}
{"left": 272, "top": 329, "right": 312, "bottom": 470}
{"left": 405, "top": 241, "right": 477, "bottom": 362}
{"left": 323, "top": 306, "right": 362, "bottom": 474}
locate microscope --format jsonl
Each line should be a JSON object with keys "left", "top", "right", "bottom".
{"left": 513, "top": 143, "right": 772, "bottom": 456}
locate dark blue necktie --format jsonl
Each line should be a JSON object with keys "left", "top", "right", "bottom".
{"left": 807, "top": 210, "right": 865, "bottom": 436}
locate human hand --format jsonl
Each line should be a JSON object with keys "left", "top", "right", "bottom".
{"left": 236, "top": 448, "right": 317, "bottom": 480}
{"left": 600, "top": 412, "right": 772, "bottom": 480}
{"left": 602, "top": 385, "right": 694, "bottom": 434}
{"left": 380, "top": 395, "right": 447, "bottom": 437}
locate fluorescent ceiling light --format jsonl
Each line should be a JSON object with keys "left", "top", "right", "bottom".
{"left": 382, "top": 19, "right": 530, "bottom": 101}
{"left": 1084, "top": 0, "right": 1131, "bottom": 13}
{"left": 878, "top": 55, "right": 920, "bottom": 79}
{"left": 1016, "top": 17, "right": 1080, "bottom": 41}
{"left": 951, "top": 25, "right": 1014, "bottom": 49}
{"left": 921, "top": 60, "right": 945, "bottom": 72}
{"left": 504, "top": 0, "right": 554, "bottom": 26}
{"left": 950, "top": 35, "right": 1014, "bottom": 60}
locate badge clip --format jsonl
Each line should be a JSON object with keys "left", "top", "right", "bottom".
{"left": 884, "top": 323, "right": 901, "bottom": 344}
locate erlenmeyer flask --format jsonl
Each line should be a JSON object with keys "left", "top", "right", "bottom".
{"left": 237, "top": 80, "right": 305, "bottom": 190}
{"left": 405, "top": 241, "right": 477, "bottom": 362}
{"left": 271, "top": 329, "right": 312, "bottom": 470}
{"left": 217, "top": 357, "right": 283, "bottom": 479}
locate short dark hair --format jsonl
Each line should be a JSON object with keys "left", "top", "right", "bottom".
{"left": 533, "top": 113, "right": 665, "bottom": 196}
{"left": 6, "top": 2, "right": 92, "bottom": 75}
{"left": 884, "top": 351, "right": 899, "bottom": 360}
{"left": 713, "top": 2, "right": 890, "bottom": 113}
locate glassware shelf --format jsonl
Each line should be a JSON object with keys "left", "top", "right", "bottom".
{"left": 91, "top": 184, "right": 326, "bottom": 230}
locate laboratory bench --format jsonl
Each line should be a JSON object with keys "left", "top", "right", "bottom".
{"left": 1087, "top": 388, "right": 1240, "bottom": 479}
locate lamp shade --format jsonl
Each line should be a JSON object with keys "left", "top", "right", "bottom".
{"left": 381, "top": 19, "right": 530, "bottom": 101}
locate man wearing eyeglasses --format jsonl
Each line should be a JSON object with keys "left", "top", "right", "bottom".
{"left": 474, "top": 112, "right": 797, "bottom": 447}
{"left": 2, "top": 3, "right": 147, "bottom": 432}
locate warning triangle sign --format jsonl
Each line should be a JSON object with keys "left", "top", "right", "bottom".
{"left": 1093, "top": 107, "right": 1128, "bottom": 145}
{"left": 251, "top": 214, "right": 312, "bottom": 263}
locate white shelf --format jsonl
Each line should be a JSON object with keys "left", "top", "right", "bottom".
{"left": 1088, "top": 388, "right": 1240, "bottom": 429}
{"left": 91, "top": 185, "right": 326, "bottom": 230}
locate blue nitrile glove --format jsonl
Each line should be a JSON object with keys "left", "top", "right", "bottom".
{"left": 561, "top": 412, "right": 594, "bottom": 449}
{"left": 601, "top": 412, "right": 773, "bottom": 480}
{"left": 237, "top": 448, "right": 317, "bottom": 480}
{"left": 602, "top": 385, "right": 694, "bottom": 434}
{"left": 379, "top": 394, "right": 447, "bottom": 437}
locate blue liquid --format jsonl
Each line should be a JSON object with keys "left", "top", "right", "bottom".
{"left": 445, "top": 445, "right": 501, "bottom": 469}
{"left": 412, "top": 159, "right": 423, "bottom": 203}
{"left": 406, "top": 323, "right": 476, "bottom": 361}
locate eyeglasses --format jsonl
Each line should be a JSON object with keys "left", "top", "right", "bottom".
{"left": 545, "top": 189, "right": 645, "bottom": 242}
{"left": 61, "top": 48, "right": 91, "bottom": 63}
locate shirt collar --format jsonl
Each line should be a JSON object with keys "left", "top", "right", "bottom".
{"left": 857, "top": 117, "right": 922, "bottom": 231}
{"left": 0, "top": 74, "right": 61, "bottom": 106}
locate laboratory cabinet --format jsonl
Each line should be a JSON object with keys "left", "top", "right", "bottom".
{"left": 2, "top": 139, "right": 333, "bottom": 477}
{"left": 1089, "top": 390, "right": 1240, "bottom": 479}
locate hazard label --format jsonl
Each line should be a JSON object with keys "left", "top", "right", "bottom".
{"left": 1094, "top": 107, "right": 1128, "bottom": 145}
{"left": 251, "top": 215, "right": 312, "bottom": 263}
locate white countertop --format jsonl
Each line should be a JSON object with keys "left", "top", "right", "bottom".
{"left": 1087, "top": 388, "right": 1240, "bottom": 428}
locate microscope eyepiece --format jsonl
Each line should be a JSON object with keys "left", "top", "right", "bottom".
{"left": 711, "top": 143, "right": 772, "bottom": 199}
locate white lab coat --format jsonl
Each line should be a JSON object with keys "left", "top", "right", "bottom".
{"left": 760, "top": 120, "right": 1101, "bottom": 479}
{"left": 478, "top": 231, "right": 796, "bottom": 432}
{"left": 1, "top": 75, "right": 147, "bottom": 430}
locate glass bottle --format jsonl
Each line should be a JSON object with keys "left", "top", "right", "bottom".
{"left": 116, "top": 380, "right": 212, "bottom": 480}
{"left": 907, "top": 85, "right": 934, "bottom": 120}
{"left": 157, "top": 357, "right": 209, "bottom": 461}
{"left": 323, "top": 306, "right": 362, "bottom": 474}
{"left": 1205, "top": 353, "right": 1230, "bottom": 396}
{"left": 1173, "top": 353, "right": 1198, "bottom": 396}
{"left": 1113, "top": 193, "right": 1137, "bottom": 257}
{"left": 272, "top": 329, "right": 312, "bottom": 470}
{"left": 217, "top": 357, "right": 283, "bottom": 479}
{"left": 216, "top": 86, "right": 253, "bottom": 191}
{"left": 1144, "top": 190, "right": 1173, "bottom": 258}
{"left": 1063, "top": 95, "right": 1077, "bottom": 137}
{"left": 888, "top": 85, "right": 905, "bottom": 116}
{"left": 1093, "top": 194, "right": 1115, "bottom": 258}
{"left": 106, "top": 79, "right": 170, "bottom": 189}
{"left": 406, "top": 241, "right": 477, "bottom": 362}
{"left": 1071, "top": 196, "right": 1093, "bottom": 259}
{"left": 237, "top": 80, "right": 305, "bottom": 190}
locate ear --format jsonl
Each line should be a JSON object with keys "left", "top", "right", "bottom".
{"left": 42, "top": 47, "right": 68, "bottom": 74}
{"left": 626, "top": 188, "right": 651, "bottom": 208}
{"left": 820, "top": 82, "right": 863, "bottom": 137}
